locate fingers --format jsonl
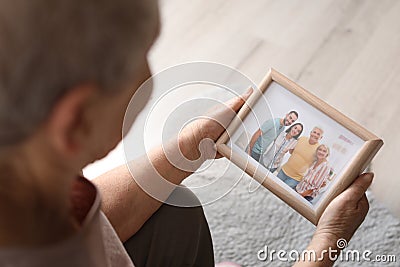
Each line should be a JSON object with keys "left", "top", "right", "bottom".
{"left": 341, "top": 173, "right": 374, "bottom": 203}
{"left": 352, "top": 172, "right": 373, "bottom": 195}
{"left": 358, "top": 194, "right": 370, "bottom": 214}
{"left": 226, "top": 87, "right": 253, "bottom": 112}
{"left": 242, "top": 87, "right": 253, "bottom": 99}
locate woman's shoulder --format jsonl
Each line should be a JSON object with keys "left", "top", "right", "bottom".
{"left": 319, "top": 160, "right": 330, "bottom": 170}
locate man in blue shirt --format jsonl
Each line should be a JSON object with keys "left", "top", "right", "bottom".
{"left": 248, "top": 111, "right": 298, "bottom": 162}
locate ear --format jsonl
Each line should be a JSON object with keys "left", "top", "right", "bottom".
{"left": 45, "top": 84, "right": 97, "bottom": 157}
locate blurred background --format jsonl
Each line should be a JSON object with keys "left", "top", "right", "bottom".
{"left": 85, "top": 0, "right": 400, "bottom": 266}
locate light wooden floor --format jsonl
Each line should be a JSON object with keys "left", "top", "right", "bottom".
{"left": 149, "top": 0, "right": 400, "bottom": 216}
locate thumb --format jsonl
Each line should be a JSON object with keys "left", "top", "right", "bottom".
{"left": 340, "top": 173, "right": 374, "bottom": 203}
{"left": 226, "top": 87, "right": 253, "bottom": 112}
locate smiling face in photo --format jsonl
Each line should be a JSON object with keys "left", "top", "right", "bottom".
{"left": 290, "top": 124, "right": 303, "bottom": 137}
{"left": 284, "top": 112, "right": 298, "bottom": 126}
{"left": 309, "top": 128, "right": 323, "bottom": 143}
{"left": 316, "top": 145, "right": 329, "bottom": 160}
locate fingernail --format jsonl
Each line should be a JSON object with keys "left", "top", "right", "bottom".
{"left": 244, "top": 87, "right": 253, "bottom": 96}
{"left": 363, "top": 172, "right": 374, "bottom": 183}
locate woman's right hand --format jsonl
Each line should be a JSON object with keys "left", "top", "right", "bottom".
{"left": 294, "top": 173, "right": 373, "bottom": 267}
{"left": 314, "top": 173, "right": 372, "bottom": 243}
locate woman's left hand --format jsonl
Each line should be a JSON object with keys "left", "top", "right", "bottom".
{"left": 179, "top": 88, "right": 253, "bottom": 161}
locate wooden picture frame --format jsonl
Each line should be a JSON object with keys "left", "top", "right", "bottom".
{"left": 216, "top": 68, "right": 383, "bottom": 225}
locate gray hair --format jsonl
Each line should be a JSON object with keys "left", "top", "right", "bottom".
{"left": 312, "top": 126, "right": 324, "bottom": 135}
{"left": 0, "top": 0, "right": 159, "bottom": 147}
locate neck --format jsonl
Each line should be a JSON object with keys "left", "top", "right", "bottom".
{"left": 280, "top": 118, "right": 284, "bottom": 126}
{"left": 0, "top": 143, "right": 79, "bottom": 247}
{"left": 309, "top": 139, "right": 318, "bottom": 145}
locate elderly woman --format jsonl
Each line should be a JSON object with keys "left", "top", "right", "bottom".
{"left": 296, "top": 144, "right": 331, "bottom": 202}
{"left": 0, "top": 1, "right": 374, "bottom": 266}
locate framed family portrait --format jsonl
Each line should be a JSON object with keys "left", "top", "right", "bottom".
{"left": 216, "top": 69, "right": 383, "bottom": 225}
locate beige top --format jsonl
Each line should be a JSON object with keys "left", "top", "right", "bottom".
{"left": 0, "top": 177, "right": 134, "bottom": 267}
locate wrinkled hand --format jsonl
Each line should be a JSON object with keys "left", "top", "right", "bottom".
{"left": 179, "top": 88, "right": 253, "bottom": 161}
{"left": 295, "top": 174, "right": 373, "bottom": 267}
{"left": 313, "top": 173, "right": 373, "bottom": 244}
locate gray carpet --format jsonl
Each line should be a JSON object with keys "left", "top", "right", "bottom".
{"left": 184, "top": 159, "right": 400, "bottom": 267}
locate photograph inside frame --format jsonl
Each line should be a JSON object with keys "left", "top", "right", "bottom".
{"left": 227, "top": 81, "right": 365, "bottom": 209}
